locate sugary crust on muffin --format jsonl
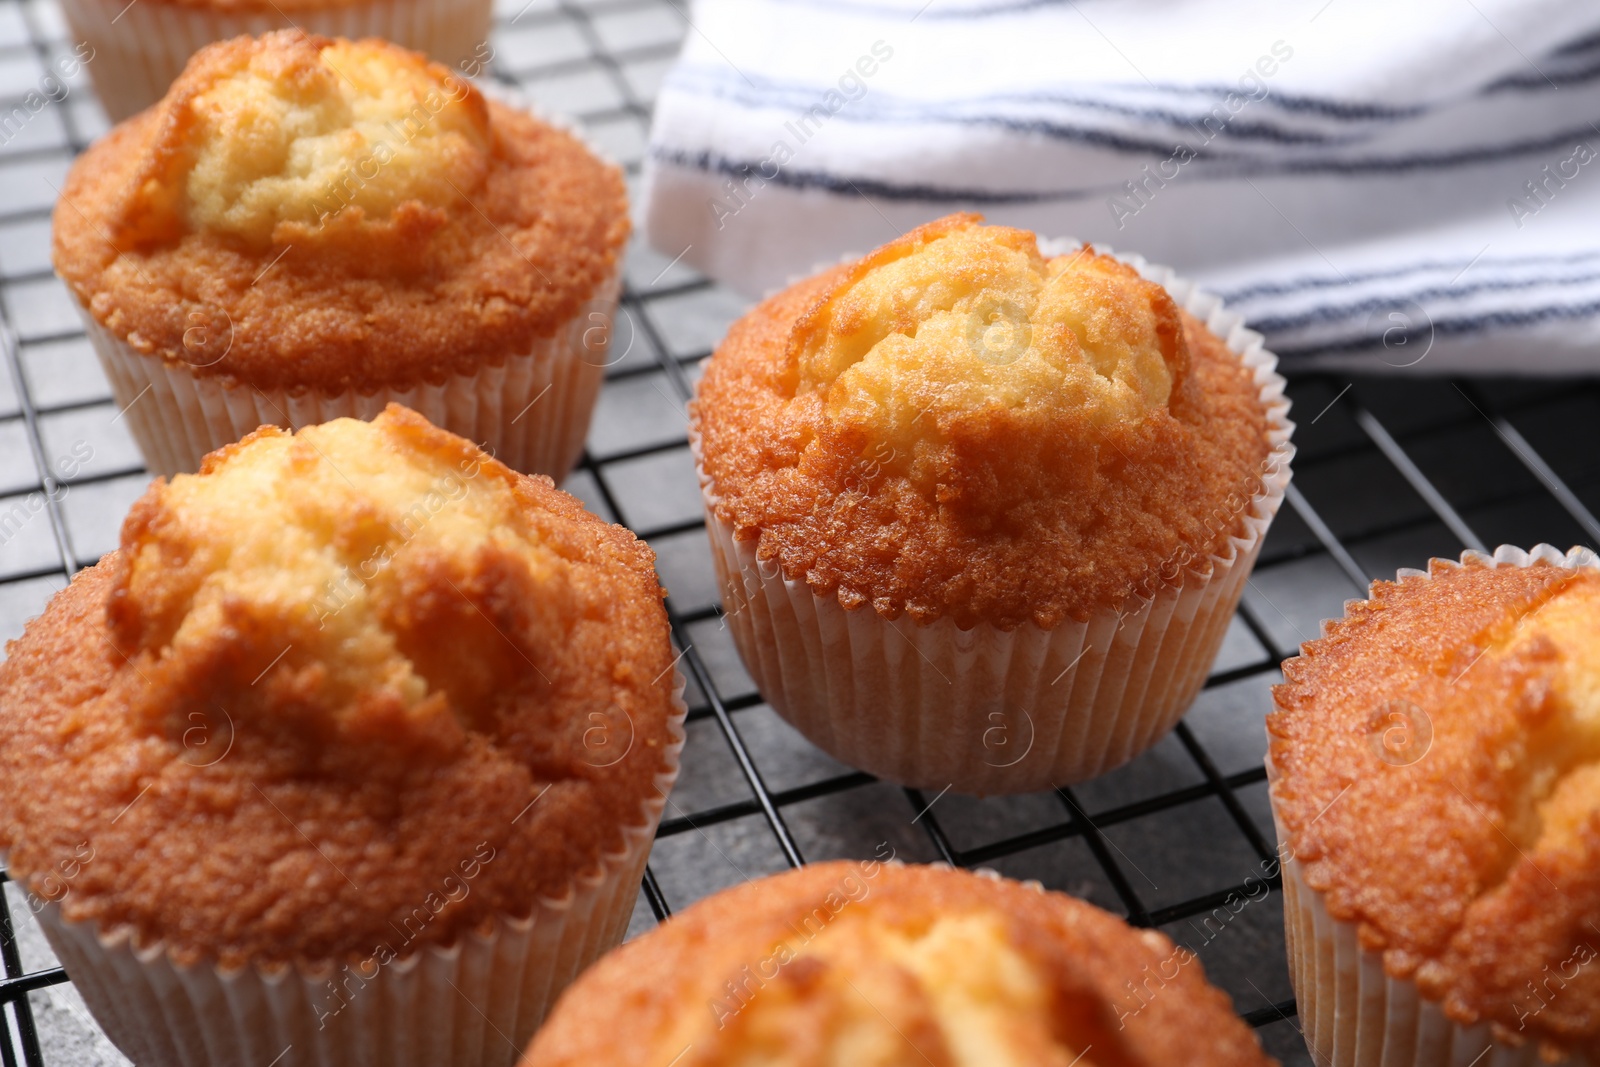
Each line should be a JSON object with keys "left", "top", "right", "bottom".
{"left": 694, "top": 215, "right": 1273, "bottom": 630}
{"left": 1269, "top": 557, "right": 1600, "bottom": 1058}
{"left": 51, "top": 31, "right": 628, "bottom": 393}
{"left": 521, "top": 862, "right": 1274, "bottom": 1067}
{"left": 0, "top": 406, "right": 676, "bottom": 968}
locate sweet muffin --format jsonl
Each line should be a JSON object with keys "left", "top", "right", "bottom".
{"left": 0, "top": 405, "right": 683, "bottom": 1067}
{"left": 520, "top": 860, "right": 1277, "bottom": 1066}
{"left": 692, "top": 213, "right": 1293, "bottom": 793}
{"left": 1269, "top": 544, "right": 1600, "bottom": 1067}
{"left": 53, "top": 30, "right": 628, "bottom": 479}
{"left": 60, "top": 0, "right": 494, "bottom": 123}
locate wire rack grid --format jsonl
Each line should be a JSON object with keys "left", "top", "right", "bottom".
{"left": 1, "top": 1, "right": 1599, "bottom": 1064}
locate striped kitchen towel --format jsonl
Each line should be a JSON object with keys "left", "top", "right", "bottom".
{"left": 642, "top": 0, "right": 1600, "bottom": 374}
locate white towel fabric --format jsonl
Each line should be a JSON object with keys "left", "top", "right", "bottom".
{"left": 642, "top": 0, "right": 1600, "bottom": 374}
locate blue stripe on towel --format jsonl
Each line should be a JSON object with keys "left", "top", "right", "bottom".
{"left": 653, "top": 120, "right": 1600, "bottom": 202}
{"left": 1244, "top": 272, "right": 1600, "bottom": 335}
{"left": 1215, "top": 251, "right": 1600, "bottom": 304}
{"left": 664, "top": 67, "right": 1379, "bottom": 146}
{"left": 1269, "top": 300, "right": 1600, "bottom": 358}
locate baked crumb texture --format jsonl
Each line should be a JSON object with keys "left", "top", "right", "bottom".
{"left": 1270, "top": 554, "right": 1600, "bottom": 1058}
{"left": 179, "top": 38, "right": 491, "bottom": 246}
{"left": 51, "top": 30, "right": 629, "bottom": 393}
{"left": 522, "top": 862, "right": 1275, "bottom": 1067}
{"left": 695, "top": 213, "right": 1271, "bottom": 630}
{"left": 0, "top": 405, "right": 676, "bottom": 969}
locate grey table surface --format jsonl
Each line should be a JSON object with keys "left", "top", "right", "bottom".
{"left": 3, "top": 1, "right": 1600, "bottom": 1064}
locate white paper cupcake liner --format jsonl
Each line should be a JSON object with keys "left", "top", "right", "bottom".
{"left": 27, "top": 680, "right": 685, "bottom": 1067}
{"left": 77, "top": 265, "right": 618, "bottom": 480}
{"left": 1271, "top": 544, "right": 1600, "bottom": 1067}
{"left": 692, "top": 242, "right": 1295, "bottom": 795}
{"left": 59, "top": 0, "right": 494, "bottom": 123}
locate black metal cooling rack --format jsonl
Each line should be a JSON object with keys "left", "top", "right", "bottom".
{"left": 2, "top": 0, "right": 1600, "bottom": 1063}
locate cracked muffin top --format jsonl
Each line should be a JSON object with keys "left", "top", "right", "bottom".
{"left": 0, "top": 405, "right": 678, "bottom": 968}
{"left": 693, "top": 213, "right": 1279, "bottom": 631}
{"left": 1270, "top": 550, "right": 1600, "bottom": 1060}
{"left": 52, "top": 30, "right": 628, "bottom": 393}
{"left": 521, "top": 861, "right": 1276, "bottom": 1067}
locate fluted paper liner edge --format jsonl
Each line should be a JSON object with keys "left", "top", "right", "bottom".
{"left": 1270, "top": 544, "right": 1600, "bottom": 1067}
{"left": 74, "top": 267, "right": 617, "bottom": 480}
{"left": 26, "top": 678, "right": 685, "bottom": 1067}
{"left": 691, "top": 240, "right": 1295, "bottom": 794}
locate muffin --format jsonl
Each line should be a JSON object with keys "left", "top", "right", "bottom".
{"left": 60, "top": 0, "right": 494, "bottom": 123}
{"left": 692, "top": 213, "right": 1293, "bottom": 793}
{"left": 520, "top": 860, "right": 1277, "bottom": 1066}
{"left": 0, "top": 405, "right": 684, "bottom": 1067}
{"left": 53, "top": 30, "right": 628, "bottom": 479}
{"left": 1269, "top": 544, "right": 1600, "bottom": 1066}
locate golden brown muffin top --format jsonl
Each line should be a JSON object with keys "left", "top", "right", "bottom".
{"left": 0, "top": 406, "right": 678, "bottom": 968}
{"left": 694, "top": 214, "right": 1276, "bottom": 630}
{"left": 1269, "top": 551, "right": 1600, "bottom": 1059}
{"left": 51, "top": 31, "right": 628, "bottom": 393}
{"left": 522, "top": 861, "right": 1275, "bottom": 1067}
